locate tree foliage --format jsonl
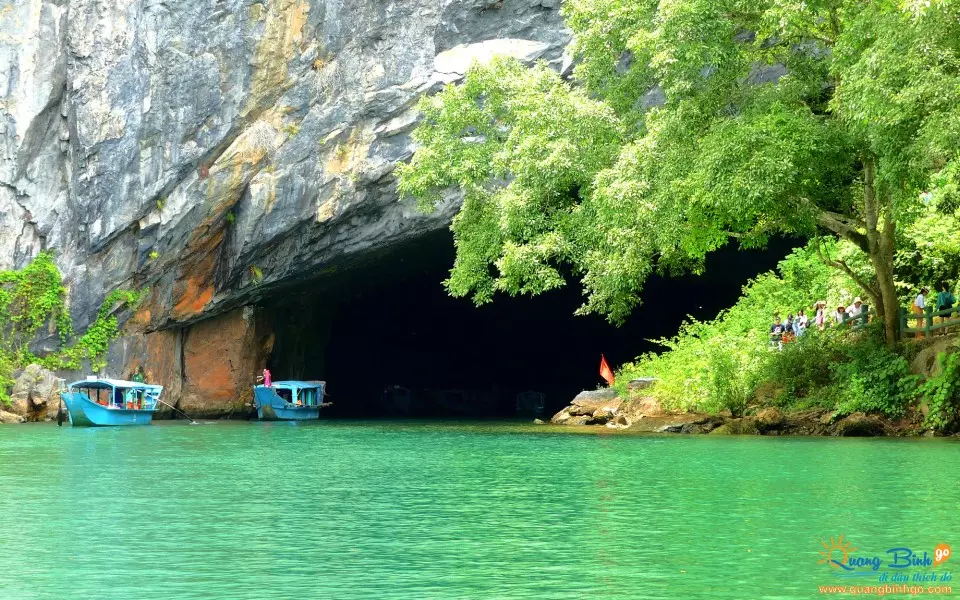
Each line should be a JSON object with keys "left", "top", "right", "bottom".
{"left": 896, "top": 164, "right": 960, "bottom": 290}
{"left": 397, "top": 60, "right": 624, "bottom": 308}
{"left": 397, "top": 0, "right": 960, "bottom": 341}
{"left": 0, "top": 252, "right": 71, "bottom": 355}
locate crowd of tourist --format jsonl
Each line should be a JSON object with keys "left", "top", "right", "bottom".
{"left": 769, "top": 282, "right": 958, "bottom": 349}
{"left": 769, "top": 298, "right": 865, "bottom": 349}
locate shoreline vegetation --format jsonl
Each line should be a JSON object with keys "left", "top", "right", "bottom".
{"left": 1, "top": 246, "right": 956, "bottom": 435}
{"left": 4, "top": 5, "right": 960, "bottom": 435}
{"left": 396, "top": 2, "right": 960, "bottom": 435}
{"left": 550, "top": 389, "right": 941, "bottom": 438}
{"left": 549, "top": 242, "right": 960, "bottom": 437}
{"left": 600, "top": 244, "right": 960, "bottom": 435}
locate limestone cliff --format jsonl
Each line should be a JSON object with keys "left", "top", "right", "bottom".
{"left": 1, "top": 0, "right": 568, "bottom": 411}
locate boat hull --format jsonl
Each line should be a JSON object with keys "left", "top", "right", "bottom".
{"left": 254, "top": 387, "right": 320, "bottom": 421}
{"left": 257, "top": 405, "right": 321, "bottom": 421}
{"left": 61, "top": 393, "right": 156, "bottom": 426}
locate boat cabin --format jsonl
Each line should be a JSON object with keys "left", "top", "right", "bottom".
{"left": 270, "top": 381, "right": 324, "bottom": 406}
{"left": 68, "top": 378, "right": 162, "bottom": 411}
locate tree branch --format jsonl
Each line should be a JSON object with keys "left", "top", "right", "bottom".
{"left": 815, "top": 211, "right": 870, "bottom": 253}
{"left": 821, "top": 209, "right": 865, "bottom": 229}
{"left": 863, "top": 158, "right": 879, "bottom": 250}
{"left": 815, "top": 238, "right": 880, "bottom": 303}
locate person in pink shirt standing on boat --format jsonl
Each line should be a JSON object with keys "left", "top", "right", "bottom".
{"left": 256, "top": 368, "right": 272, "bottom": 388}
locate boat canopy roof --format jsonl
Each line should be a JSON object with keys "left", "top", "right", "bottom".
{"left": 69, "top": 378, "right": 163, "bottom": 391}
{"left": 265, "top": 380, "right": 325, "bottom": 390}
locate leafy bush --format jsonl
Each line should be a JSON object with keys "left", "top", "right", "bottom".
{"left": 0, "top": 254, "right": 143, "bottom": 402}
{"left": 51, "top": 289, "right": 144, "bottom": 372}
{"left": 918, "top": 351, "right": 960, "bottom": 432}
{"left": 762, "top": 329, "right": 842, "bottom": 408}
{"left": 618, "top": 240, "right": 860, "bottom": 412}
{"left": 0, "top": 352, "right": 14, "bottom": 408}
{"left": 706, "top": 346, "right": 750, "bottom": 417}
{"left": 762, "top": 324, "right": 918, "bottom": 417}
{"left": 617, "top": 238, "right": 929, "bottom": 419}
{"left": 829, "top": 339, "right": 918, "bottom": 418}
{"left": 0, "top": 252, "right": 71, "bottom": 353}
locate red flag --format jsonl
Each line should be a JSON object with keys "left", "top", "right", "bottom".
{"left": 599, "top": 354, "right": 615, "bottom": 386}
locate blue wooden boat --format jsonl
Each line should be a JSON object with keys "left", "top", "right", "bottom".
{"left": 60, "top": 378, "right": 164, "bottom": 426}
{"left": 254, "top": 381, "right": 327, "bottom": 421}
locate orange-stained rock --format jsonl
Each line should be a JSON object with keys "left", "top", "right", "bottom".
{"left": 130, "top": 307, "right": 152, "bottom": 327}
{"left": 124, "top": 307, "right": 273, "bottom": 418}
{"left": 143, "top": 329, "right": 181, "bottom": 397}
{"left": 172, "top": 279, "right": 215, "bottom": 319}
{"left": 167, "top": 230, "right": 223, "bottom": 323}
{"left": 179, "top": 308, "right": 274, "bottom": 417}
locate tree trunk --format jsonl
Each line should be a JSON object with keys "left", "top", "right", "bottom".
{"left": 866, "top": 160, "right": 900, "bottom": 346}
{"left": 868, "top": 234, "right": 899, "bottom": 345}
{"left": 816, "top": 158, "right": 900, "bottom": 346}
{"left": 875, "top": 200, "right": 898, "bottom": 344}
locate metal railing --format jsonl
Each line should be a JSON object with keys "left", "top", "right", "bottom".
{"left": 836, "top": 304, "right": 959, "bottom": 336}
{"left": 840, "top": 307, "right": 872, "bottom": 329}
{"left": 900, "top": 305, "right": 960, "bottom": 337}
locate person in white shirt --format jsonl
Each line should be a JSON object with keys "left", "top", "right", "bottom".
{"left": 795, "top": 309, "right": 809, "bottom": 336}
{"left": 847, "top": 297, "right": 864, "bottom": 322}
{"left": 913, "top": 287, "right": 929, "bottom": 338}
{"left": 833, "top": 305, "right": 847, "bottom": 325}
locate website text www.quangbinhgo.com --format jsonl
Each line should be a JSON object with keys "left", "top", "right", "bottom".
{"left": 819, "top": 584, "right": 954, "bottom": 596}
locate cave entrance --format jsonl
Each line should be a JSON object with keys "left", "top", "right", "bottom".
{"left": 262, "top": 230, "right": 790, "bottom": 418}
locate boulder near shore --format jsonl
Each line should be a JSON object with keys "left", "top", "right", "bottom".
{"left": 6, "top": 364, "right": 63, "bottom": 422}
{"left": 550, "top": 385, "right": 929, "bottom": 437}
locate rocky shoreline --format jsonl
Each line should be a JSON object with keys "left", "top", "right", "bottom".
{"left": 0, "top": 364, "right": 946, "bottom": 436}
{"left": 549, "top": 389, "right": 944, "bottom": 437}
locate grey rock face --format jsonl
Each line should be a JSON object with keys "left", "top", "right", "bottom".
{"left": 627, "top": 377, "right": 657, "bottom": 390}
{"left": 10, "top": 363, "right": 62, "bottom": 420}
{"left": 571, "top": 389, "right": 618, "bottom": 404}
{"left": 1, "top": 0, "right": 569, "bottom": 332}
{"left": 0, "top": 410, "right": 26, "bottom": 424}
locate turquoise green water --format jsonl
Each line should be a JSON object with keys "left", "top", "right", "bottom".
{"left": 1, "top": 421, "right": 958, "bottom": 599}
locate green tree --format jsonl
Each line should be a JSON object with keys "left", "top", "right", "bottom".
{"left": 397, "top": 0, "right": 960, "bottom": 345}
{"left": 896, "top": 162, "right": 960, "bottom": 290}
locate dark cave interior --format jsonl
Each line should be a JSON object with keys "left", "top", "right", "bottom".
{"left": 264, "top": 230, "right": 794, "bottom": 418}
